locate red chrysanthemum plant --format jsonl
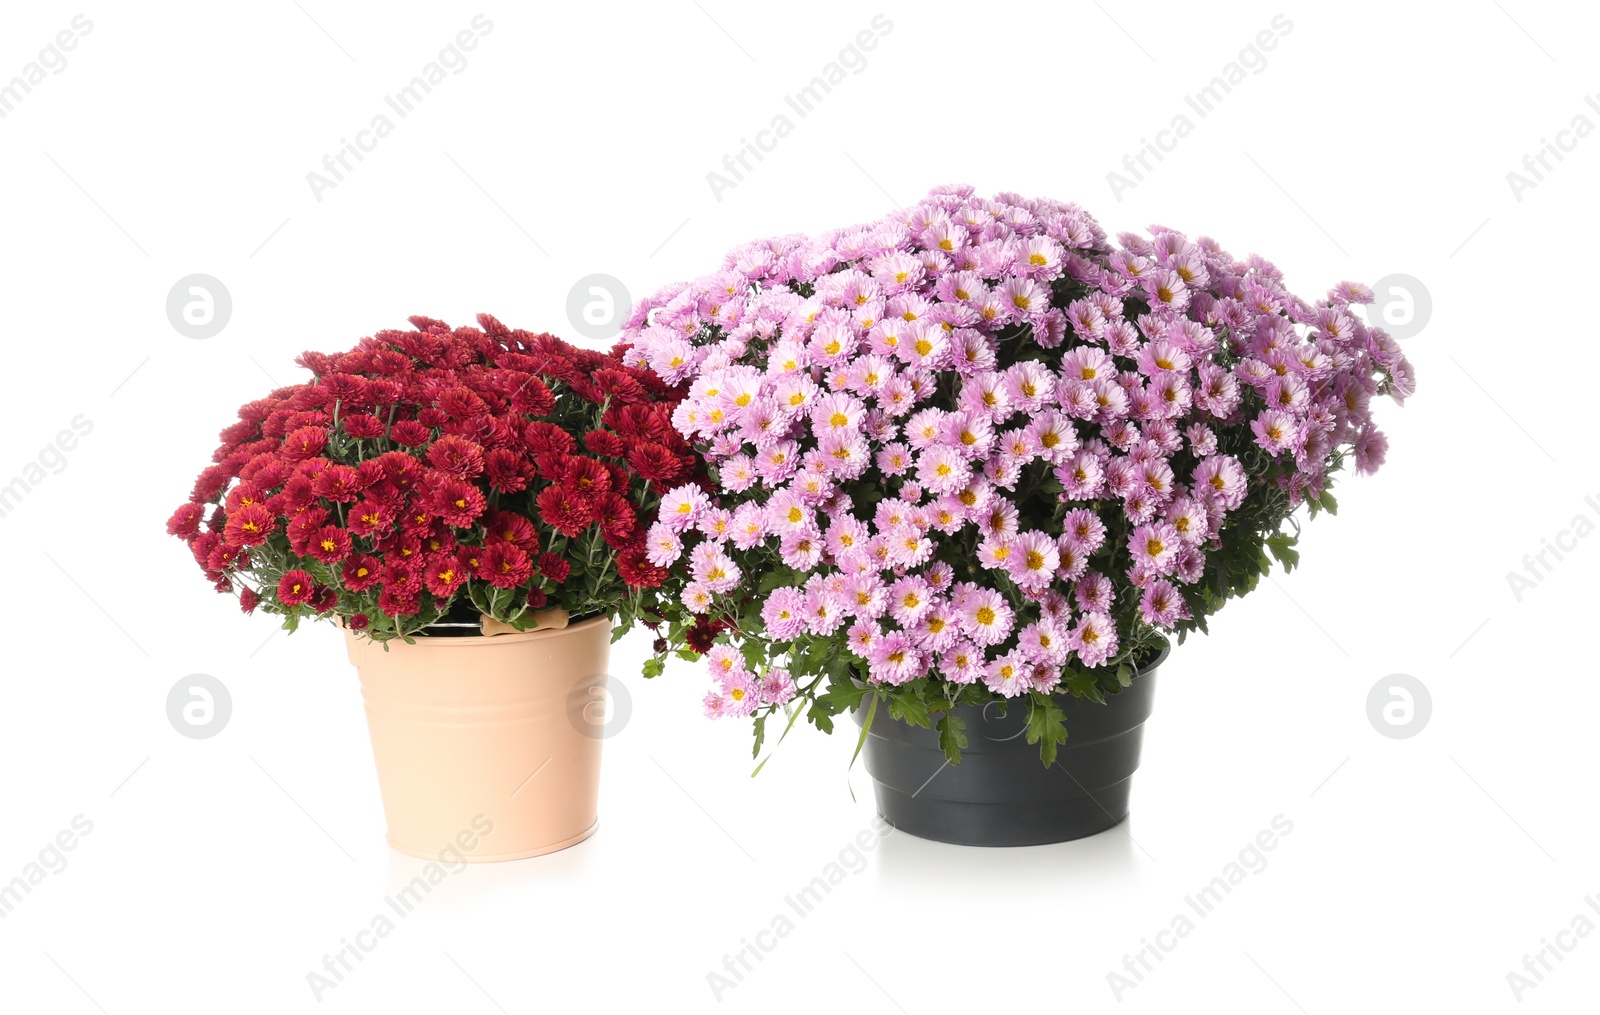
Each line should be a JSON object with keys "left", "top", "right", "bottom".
{"left": 168, "top": 315, "right": 704, "bottom": 642}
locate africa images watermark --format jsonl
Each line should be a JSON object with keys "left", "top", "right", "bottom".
{"left": 0, "top": 15, "right": 93, "bottom": 120}
{"left": 1505, "top": 92, "right": 1599, "bottom": 203}
{"left": 1106, "top": 814, "right": 1294, "bottom": 1001}
{"left": 0, "top": 415, "right": 94, "bottom": 522}
{"left": 306, "top": 15, "right": 494, "bottom": 202}
{"left": 1505, "top": 491, "right": 1600, "bottom": 602}
{"left": 1105, "top": 14, "right": 1293, "bottom": 202}
{"left": 1505, "top": 894, "right": 1600, "bottom": 1001}
{"left": 705, "top": 14, "right": 894, "bottom": 203}
{"left": 706, "top": 815, "right": 893, "bottom": 1001}
{"left": 305, "top": 814, "right": 494, "bottom": 1001}
{"left": 0, "top": 815, "right": 94, "bottom": 920}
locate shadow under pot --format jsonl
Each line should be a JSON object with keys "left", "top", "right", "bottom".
{"left": 852, "top": 648, "right": 1165, "bottom": 847}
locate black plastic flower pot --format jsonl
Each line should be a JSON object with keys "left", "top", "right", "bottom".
{"left": 852, "top": 649, "right": 1165, "bottom": 847}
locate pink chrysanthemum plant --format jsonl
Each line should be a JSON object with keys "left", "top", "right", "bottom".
{"left": 619, "top": 185, "right": 1413, "bottom": 766}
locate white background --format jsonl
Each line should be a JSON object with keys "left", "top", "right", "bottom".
{"left": 1, "top": 1, "right": 1596, "bottom": 1012}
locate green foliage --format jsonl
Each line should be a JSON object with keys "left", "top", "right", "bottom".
{"left": 1024, "top": 693, "right": 1069, "bottom": 768}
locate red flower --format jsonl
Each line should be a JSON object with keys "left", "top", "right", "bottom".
{"left": 426, "top": 435, "right": 485, "bottom": 478}
{"left": 477, "top": 542, "right": 533, "bottom": 589}
{"left": 436, "top": 386, "right": 488, "bottom": 420}
{"left": 342, "top": 413, "right": 385, "bottom": 439}
{"left": 390, "top": 420, "right": 433, "bottom": 447}
{"left": 223, "top": 504, "right": 275, "bottom": 547}
{"left": 379, "top": 533, "right": 424, "bottom": 566}
{"left": 377, "top": 588, "right": 420, "bottom": 616}
{"left": 484, "top": 509, "right": 539, "bottom": 551}
{"left": 626, "top": 442, "right": 683, "bottom": 484}
{"left": 167, "top": 503, "right": 205, "bottom": 538}
{"left": 429, "top": 476, "right": 486, "bottom": 528}
{"left": 348, "top": 499, "right": 395, "bottom": 537}
{"left": 535, "top": 486, "right": 592, "bottom": 538}
{"left": 538, "top": 553, "right": 571, "bottom": 584}
{"left": 311, "top": 586, "right": 339, "bottom": 613}
{"left": 239, "top": 455, "right": 288, "bottom": 488}
{"left": 484, "top": 448, "right": 531, "bottom": 493}
{"left": 684, "top": 614, "right": 723, "bottom": 652}
{"left": 306, "top": 525, "right": 352, "bottom": 563}
{"left": 531, "top": 452, "right": 569, "bottom": 480}
{"left": 381, "top": 558, "right": 423, "bottom": 595}
{"left": 342, "top": 554, "right": 381, "bottom": 591}
{"left": 592, "top": 368, "right": 649, "bottom": 405}
{"left": 312, "top": 464, "right": 365, "bottom": 503}
{"left": 277, "top": 570, "right": 317, "bottom": 605}
{"left": 583, "top": 430, "right": 626, "bottom": 457}
{"left": 281, "top": 425, "right": 329, "bottom": 462}
{"left": 190, "top": 531, "right": 220, "bottom": 568}
{"left": 561, "top": 456, "right": 612, "bottom": 497}
{"left": 591, "top": 492, "right": 637, "bottom": 546}
{"left": 524, "top": 421, "right": 576, "bottom": 455}
{"left": 617, "top": 544, "right": 668, "bottom": 589}
{"left": 424, "top": 551, "right": 469, "bottom": 598}
{"left": 285, "top": 509, "right": 331, "bottom": 555}
{"left": 605, "top": 404, "right": 669, "bottom": 443}
{"left": 239, "top": 587, "right": 259, "bottom": 614}
{"left": 377, "top": 451, "right": 425, "bottom": 490}
{"left": 276, "top": 475, "right": 319, "bottom": 513}
{"left": 207, "top": 542, "right": 247, "bottom": 572}
{"left": 190, "top": 464, "right": 231, "bottom": 502}
{"left": 348, "top": 612, "right": 370, "bottom": 630}
{"left": 510, "top": 375, "right": 555, "bottom": 415}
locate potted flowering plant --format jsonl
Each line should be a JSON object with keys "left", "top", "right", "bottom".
{"left": 622, "top": 186, "right": 1413, "bottom": 846}
{"left": 169, "top": 314, "right": 698, "bottom": 859}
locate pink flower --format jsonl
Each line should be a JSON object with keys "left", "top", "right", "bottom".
{"left": 888, "top": 575, "right": 934, "bottom": 626}
{"left": 868, "top": 630, "right": 923, "bottom": 685}
{"left": 1128, "top": 522, "right": 1181, "bottom": 574}
{"left": 645, "top": 522, "right": 683, "bottom": 567}
{"left": 1069, "top": 612, "right": 1118, "bottom": 667}
{"left": 1007, "top": 531, "right": 1060, "bottom": 592}
{"left": 1251, "top": 409, "right": 1299, "bottom": 455}
{"left": 941, "top": 641, "right": 983, "bottom": 684}
{"left": 1018, "top": 620, "right": 1069, "bottom": 665}
{"left": 778, "top": 527, "right": 823, "bottom": 570}
{"left": 1139, "top": 579, "right": 1186, "bottom": 627}
{"left": 982, "top": 650, "right": 1031, "bottom": 697}
{"left": 757, "top": 668, "right": 797, "bottom": 707}
{"left": 916, "top": 445, "right": 970, "bottom": 495}
{"left": 761, "top": 588, "right": 807, "bottom": 640}
{"left": 958, "top": 587, "right": 1014, "bottom": 646}
{"left": 1061, "top": 508, "right": 1107, "bottom": 554}
{"left": 659, "top": 484, "right": 709, "bottom": 531}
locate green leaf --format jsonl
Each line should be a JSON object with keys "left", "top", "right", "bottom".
{"left": 936, "top": 712, "right": 967, "bottom": 765}
{"left": 1266, "top": 532, "right": 1300, "bottom": 572}
{"left": 850, "top": 694, "right": 877, "bottom": 771}
{"left": 1065, "top": 669, "right": 1106, "bottom": 704}
{"left": 750, "top": 715, "right": 767, "bottom": 760}
{"left": 642, "top": 657, "right": 665, "bottom": 679}
{"left": 887, "top": 691, "right": 932, "bottom": 729}
{"left": 1024, "top": 693, "right": 1068, "bottom": 768}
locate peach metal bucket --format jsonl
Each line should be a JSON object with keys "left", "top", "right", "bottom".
{"left": 344, "top": 615, "right": 612, "bottom": 861}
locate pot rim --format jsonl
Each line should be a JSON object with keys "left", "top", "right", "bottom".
{"left": 851, "top": 640, "right": 1172, "bottom": 700}
{"left": 346, "top": 613, "right": 611, "bottom": 649}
